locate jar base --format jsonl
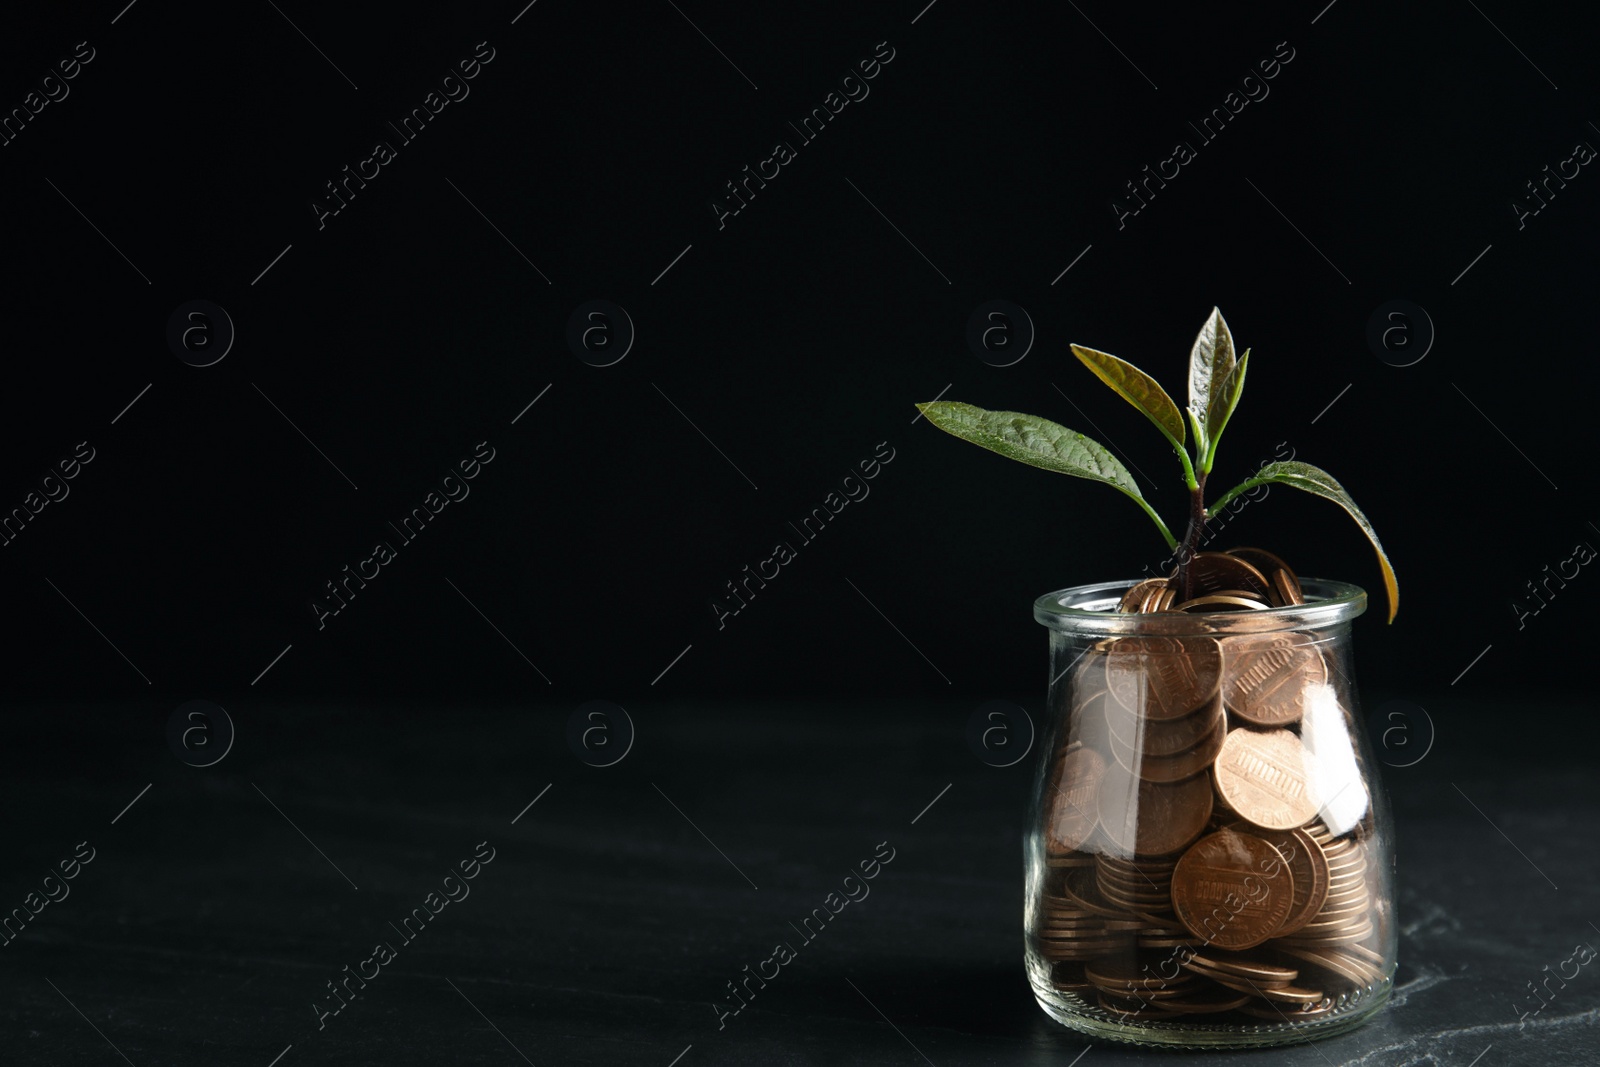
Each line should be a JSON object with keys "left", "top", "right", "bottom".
{"left": 1029, "top": 969, "right": 1394, "bottom": 1049}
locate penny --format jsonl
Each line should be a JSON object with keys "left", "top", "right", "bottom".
{"left": 1142, "top": 583, "right": 1174, "bottom": 613}
{"left": 1238, "top": 997, "right": 1339, "bottom": 1020}
{"left": 1119, "top": 578, "right": 1170, "bottom": 613}
{"left": 1084, "top": 957, "right": 1177, "bottom": 991}
{"left": 1222, "top": 821, "right": 1329, "bottom": 937}
{"left": 1045, "top": 852, "right": 1097, "bottom": 869}
{"left": 1181, "top": 960, "right": 1279, "bottom": 995}
{"left": 1106, "top": 689, "right": 1223, "bottom": 757}
{"left": 1050, "top": 961, "right": 1095, "bottom": 993}
{"left": 1225, "top": 547, "right": 1301, "bottom": 595}
{"left": 1056, "top": 868, "right": 1134, "bottom": 919}
{"left": 1170, "top": 829, "right": 1296, "bottom": 950}
{"left": 1189, "top": 551, "right": 1274, "bottom": 600}
{"left": 1275, "top": 946, "right": 1370, "bottom": 986}
{"left": 1105, "top": 636, "right": 1223, "bottom": 721}
{"left": 1110, "top": 711, "right": 1227, "bottom": 784}
{"left": 1213, "top": 728, "right": 1320, "bottom": 831}
{"left": 1174, "top": 594, "right": 1271, "bottom": 612}
{"left": 1272, "top": 569, "right": 1304, "bottom": 606}
{"left": 1241, "top": 1001, "right": 1338, "bottom": 1021}
{"left": 1257, "top": 983, "right": 1325, "bottom": 1004}
{"left": 1047, "top": 746, "right": 1106, "bottom": 854}
{"left": 1070, "top": 690, "right": 1115, "bottom": 757}
{"left": 1220, "top": 632, "right": 1327, "bottom": 727}
{"left": 1186, "top": 952, "right": 1299, "bottom": 983}
{"left": 1097, "top": 772, "right": 1214, "bottom": 857}
{"left": 1154, "top": 990, "right": 1252, "bottom": 1014}
{"left": 1096, "top": 993, "right": 1174, "bottom": 1020}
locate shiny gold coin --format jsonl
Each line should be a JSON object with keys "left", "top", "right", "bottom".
{"left": 1220, "top": 632, "right": 1327, "bottom": 727}
{"left": 1213, "top": 727, "right": 1320, "bottom": 831}
{"left": 1170, "top": 829, "right": 1296, "bottom": 950}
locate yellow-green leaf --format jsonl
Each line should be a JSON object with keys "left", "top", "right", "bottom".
{"left": 1201, "top": 349, "right": 1249, "bottom": 471}
{"left": 1187, "top": 307, "right": 1236, "bottom": 458}
{"left": 1070, "top": 344, "right": 1186, "bottom": 447}
{"left": 1210, "top": 460, "right": 1399, "bottom": 622}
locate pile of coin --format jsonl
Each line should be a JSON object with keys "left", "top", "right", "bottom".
{"left": 1116, "top": 547, "right": 1306, "bottom": 614}
{"left": 1033, "top": 549, "right": 1387, "bottom": 1026}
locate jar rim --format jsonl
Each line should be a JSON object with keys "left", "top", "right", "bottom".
{"left": 1034, "top": 578, "right": 1366, "bottom": 635}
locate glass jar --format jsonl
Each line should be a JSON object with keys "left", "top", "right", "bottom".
{"left": 1024, "top": 578, "right": 1395, "bottom": 1048}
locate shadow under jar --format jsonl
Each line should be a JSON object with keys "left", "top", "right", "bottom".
{"left": 1025, "top": 579, "right": 1396, "bottom": 1048}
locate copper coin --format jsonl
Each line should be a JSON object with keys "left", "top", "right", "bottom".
{"left": 1084, "top": 957, "right": 1176, "bottom": 992}
{"left": 1186, "top": 952, "right": 1298, "bottom": 983}
{"left": 1138, "top": 582, "right": 1165, "bottom": 614}
{"left": 1095, "top": 993, "right": 1172, "bottom": 1019}
{"left": 1225, "top": 547, "right": 1301, "bottom": 589}
{"left": 1260, "top": 985, "right": 1324, "bottom": 1004}
{"left": 1173, "top": 594, "right": 1271, "bottom": 612}
{"left": 1070, "top": 690, "right": 1115, "bottom": 756}
{"left": 1105, "top": 636, "right": 1222, "bottom": 721}
{"left": 1097, "top": 772, "right": 1214, "bottom": 857}
{"left": 1189, "top": 551, "right": 1274, "bottom": 600}
{"left": 1047, "top": 746, "right": 1106, "bottom": 853}
{"left": 1170, "top": 829, "right": 1296, "bottom": 950}
{"left": 1213, "top": 728, "right": 1319, "bottom": 831}
{"left": 1221, "top": 632, "right": 1326, "bottom": 727}
{"left": 1055, "top": 868, "right": 1134, "bottom": 919}
{"left": 1276, "top": 946, "right": 1374, "bottom": 986}
{"left": 1107, "top": 689, "right": 1223, "bottom": 758}
{"left": 1272, "top": 569, "right": 1304, "bottom": 606}
{"left": 1118, "top": 578, "right": 1169, "bottom": 613}
{"left": 1238, "top": 997, "right": 1339, "bottom": 1021}
{"left": 1110, "top": 711, "right": 1226, "bottom": 784}
{"left": 1224, "top": 821, "right": 1329, "bottom": 936}
{"left": 1181, "top": 959, "right": 1280, "bottom": 996}
{"left": 1154, "top": 990, "right": 1252, "bottom": 1014}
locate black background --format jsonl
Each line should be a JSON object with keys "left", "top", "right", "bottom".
{"left": 4, "top": 2, "right": 1599, "bottom": 1065}
{"left": 2, "top": 0, "right": 1595, "bottom": 705}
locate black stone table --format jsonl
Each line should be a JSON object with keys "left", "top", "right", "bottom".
{"left": 3, "top": 698, "right": 1595, "bottom": 1065}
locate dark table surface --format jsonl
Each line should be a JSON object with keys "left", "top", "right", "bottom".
{"left": 3, "top": 697, "right": 1595, "bottom": 1067}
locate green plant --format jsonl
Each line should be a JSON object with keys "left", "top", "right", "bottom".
{"left": 916, "top": 308, "right": 1398, "bottom": 622}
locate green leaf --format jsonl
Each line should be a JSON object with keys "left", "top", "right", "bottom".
{"left": 1070, "top": 344, "right": 1187, "bottom": 447}
{"left": 1209, "top": 460, "right": 1399, "bottom": 623}
{"left": 916, "top": 401, "right": 1177, "bottom": 549}
{"left": 1187, "top": 307, "right": 1236, "bottom": 462}
{"left": 1201, "top": 349, "right": 1249, "bottom": 473}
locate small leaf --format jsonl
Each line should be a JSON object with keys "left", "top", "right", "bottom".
{"left": 916, "top": 401, "right": 1176, "bottom": 548}
{"left": 1070, "top": 344, "right": 1186, "bottom": 446}
{"left": 1212, "top": 460, "right": 1399, "bottom": 623}
{"left": 1201, "top": 349, "right": 1249, "bottom": 471}
{"left": 1187, "top": 307, "right": 1236, "bottom": 458}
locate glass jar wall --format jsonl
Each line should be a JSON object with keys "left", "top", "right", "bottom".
{"left": 1025, "top": 579, "right": 1396, "bottom": 1048}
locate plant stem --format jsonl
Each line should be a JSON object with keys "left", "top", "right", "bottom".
{"left": 1176, "top": 475, "right": 1208, "bottom": 599}
{"left": 1133, "top": 494, "right": 1179, "bottom": 552}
